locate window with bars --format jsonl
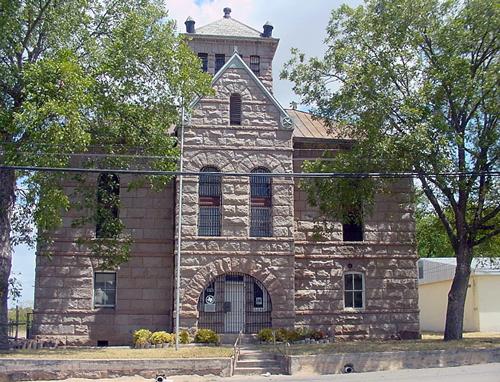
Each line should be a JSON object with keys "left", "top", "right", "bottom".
{"left": 344, "top": 272, "right": 364, "bottom": 309}
{"left": 96, "top": 173, "right": 120, "bottom": 238}
{"left": 215, "top": 54, "right": 225, "bottom": 73}
{"left": 94, "top": 272, "right": 116, "bottom": 308}
{"left": 198, "top": 166, "right": 221, "bottom": 236}
{"left": 250, "top": 55, "right": 260, "bottom": 76}
{"left": 230, "top": 93, "right": 242, "bottom": 125}
{"left": 250, "top": 168, "right": 272, "bottom": 237}
{"left": 198, "top": 53, "right": 208, "bottom": 72}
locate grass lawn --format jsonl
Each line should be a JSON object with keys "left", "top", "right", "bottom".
{"left": 0, "top": 346, "right": 233, "bottom": 360}
{"left": 259, "top": 332, "right": 500, "bottom": 356}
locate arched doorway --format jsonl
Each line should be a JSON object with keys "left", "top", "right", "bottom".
{"left": 197, "top": 273, "right": 272, "bottom": 333}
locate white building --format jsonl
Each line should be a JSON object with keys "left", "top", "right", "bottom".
{"left": 418, "top": 257, "right": 500, "bottom": 332}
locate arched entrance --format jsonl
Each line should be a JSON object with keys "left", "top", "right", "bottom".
{"left": 197, "top": 272, "right": 272, "bottom": 333}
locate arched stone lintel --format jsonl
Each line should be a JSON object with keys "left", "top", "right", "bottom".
{"left": 182, "top": 257, "right": 287, "bottom": 321}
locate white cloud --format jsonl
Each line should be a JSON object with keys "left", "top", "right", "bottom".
{"left": 165, "top": 0, "right": 363, "bottom": 109}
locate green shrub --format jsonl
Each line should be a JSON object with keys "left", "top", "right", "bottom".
{"left": 274, "top": 328, "right": 289, "bottom": 342}
{"left": 287, "top": 328, "right": 303, "bottom": 343}
{"left": 179, "top": 330, "right": 190, "bottom": 344}
{"left": 150, "top": 331, "right": 172, "bottom": 344}
{"left": 132, "top": 329, "right": 152, "bottom": 345}
{"left": 194, "top": 329, "right": 219, "bottom": 344}
{"left": 311, "top": 329, "right": 326, "bottom": 340}
{"left": 257, "top": 328, "right": 274, "bottom": 343}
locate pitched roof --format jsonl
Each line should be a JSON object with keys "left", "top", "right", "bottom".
{"left": 190, "top": 52, "right": 292, "bottom": 129}
{"left": 196, "top": 16, "right": 263, "bottom": 39}
{"left": 288, "top": 109, "right": 350, "bottom": 140}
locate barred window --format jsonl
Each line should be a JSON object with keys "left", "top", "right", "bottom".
{"left": 96, "top": 173, "right": 120, "bottom": 238}
{"left": 198, "top": 53, "right": 208, "bottom": 72}
{"left": 215, "top": 54, "right": 225, "bottom": 73}
{"left": 250, "top": 168, "right": 272, "bottom": 237}
{"left": 230, "top": 93, "right": 242, "bottom": 125}
{"left": 199, "top": 167, "right": 221, "bottom": 236}
{"left": 344, "top": 272, "right": 364, "bottom": 309}
{"left": 94, "top": 272, "right": 116, "bottom": 308}
{"left": 250, "top": 55, "right": 260, "bottom": 76}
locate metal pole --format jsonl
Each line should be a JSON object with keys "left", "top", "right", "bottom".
{"left": 174, "top": 102, "right": 185, "bottom": 351}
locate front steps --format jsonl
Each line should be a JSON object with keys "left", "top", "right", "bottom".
{"left": 233, "top": 348, "right": 283, "bottom": 376}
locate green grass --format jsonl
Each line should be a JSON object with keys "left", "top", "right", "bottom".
{"left": 259, "top": 336, "right": 500, "bottom": 356}
{"left": 0, "top": 346, "right": 233, "bottom": 359}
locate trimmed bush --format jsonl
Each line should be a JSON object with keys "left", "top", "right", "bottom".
{"left": 194, "top": 329, "right": 219, "bottom": 344}
{"left": 274, "top": 328, "right": 289, "bottom": 342}
{"left": 150, "top": 331, "right": 172, "bottom": 345}
{"left": 179, "top": 330, "right": 190, "bottom": 344}
{"left": 132, "top": 329, "right": 152, "bottom": 345}
{"left": 257, "top": 328, "right": 274, "bottom": 343}
{"left": 311, "top": 329, "right": 326, "bottom": 340}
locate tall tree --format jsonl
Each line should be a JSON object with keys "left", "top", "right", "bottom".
{"left": 0, "top": 0, "right": 212, "bottom": 348}
{"left": 282, "top": 0, "right": 499, "bottom": 340}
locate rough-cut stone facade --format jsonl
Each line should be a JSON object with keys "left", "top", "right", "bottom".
{"left": 32, "top": 10, "right": 419, "bottom": 345}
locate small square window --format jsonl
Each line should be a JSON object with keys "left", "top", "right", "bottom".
{"left": 94, "top": 272, "right": 116, "bottom": 308}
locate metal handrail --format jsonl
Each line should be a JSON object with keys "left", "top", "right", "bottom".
{"left": 232, "top": 330, "right": 243, "bottom": 373}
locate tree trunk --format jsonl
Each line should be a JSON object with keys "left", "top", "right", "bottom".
{"left": 0, "top": 169, "right": 16, "bottom": 349}
{"left": 443, "top": 243, "right": 473, "bottom": 341}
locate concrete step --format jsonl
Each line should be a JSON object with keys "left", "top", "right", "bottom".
{"left": 236, "top": 360, "right": 280, "bottom": 368}
{"left": 233, "top": 367, "right": 283, "bottom": 376}
{"left": 238, "top": 353, "right": 277, "bottom": 361}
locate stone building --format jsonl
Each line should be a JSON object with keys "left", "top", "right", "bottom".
{"left": 32, "top": 8, "right": 420, "bottom": 345}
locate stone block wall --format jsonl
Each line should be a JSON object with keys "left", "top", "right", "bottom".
{"left": 175, "top": 65, "right": 296, "bottom": 330}
{"left": 34, "top": 177, "right": 176, "bottom": 345}
{"left": 292, "top": 139, "right": 419, "bottom": 338}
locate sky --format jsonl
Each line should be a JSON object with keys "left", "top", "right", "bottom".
{"left": 11, "top": 0, "right": 362, "bottom": 307}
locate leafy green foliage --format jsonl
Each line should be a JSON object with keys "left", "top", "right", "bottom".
{"left": 194, "top": 329, "right": 219, "bottom": 344}
{"left": 179, "top": 330, "right": 190, "bottom": 344}
{"left": 150, "top": 331, "right": 173, "bottom": 345}
{"left": 132, "top": 329, "right": 152, "bottom": 345}
{"left": 282, "top": 0, "right": 499, "bottom": 340}
{"left": 257, "top": 328, "right": 274, "bottom": 342}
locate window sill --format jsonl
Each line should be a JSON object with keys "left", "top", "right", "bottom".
{"left": 343, "top": 308, "right": 365, "bottom": 313}
{"left": 94, "top": 305, "right": 115, "bottom": 310}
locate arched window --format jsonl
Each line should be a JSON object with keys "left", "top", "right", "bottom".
{"left": 344, "top": 272, "right": 365, "bottom": 310}
{"left": 230, "top": 93, "right": 242, "bottom": 125}
{"left": 198, "top": 166, "right": 221, "bottom": 236}
{"left": 96, "top": 173, "right": 120, "bottom": 238}
{"left": 250, "top": 167, "right": 272, "bottom": 237}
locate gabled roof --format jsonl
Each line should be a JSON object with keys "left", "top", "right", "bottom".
{"left": 190, "top": 52, "right": 292, "bottom": 129}
{"left": 196, "top": 16, "right": 263, "bottom": 39}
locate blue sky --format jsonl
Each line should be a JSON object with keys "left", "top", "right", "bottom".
{"left": 11, "top": 0, "right": 362, "bottom": 307}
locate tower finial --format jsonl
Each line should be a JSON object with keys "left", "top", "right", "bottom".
{"left": 223, "top": 7, "right": 231, "bottom": 18}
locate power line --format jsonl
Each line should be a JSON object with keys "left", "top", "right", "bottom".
{"left": 1, "top": 165, "right": 499, "bottom": 179}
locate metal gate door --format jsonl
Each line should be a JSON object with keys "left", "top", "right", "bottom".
{"left": 224, "top": 281, "right": 245, "bottom": 333}
{"left": 198, "top": 272, "right": 272, "bottom": 334}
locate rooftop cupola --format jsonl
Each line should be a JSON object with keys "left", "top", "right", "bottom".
{"left": 223, "top": 7, "right": 231, "bottom": 18}
{"left": 262, "top": 21, "right": 273, "bottom": 37}
{"left": 185, "top": 16, "right": 195, "bottom": 33}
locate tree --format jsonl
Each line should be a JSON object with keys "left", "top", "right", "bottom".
{"left": 282, "top": 0, "right": 499, "bottom": 340}
{"left": 416, "top": 193, "right": 500, "bottom": 258}
{"left": 0, "top": 0, "right": 212, "bottom": 348}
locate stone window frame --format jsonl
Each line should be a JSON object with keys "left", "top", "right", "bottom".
{"left": 343, "top": 272, "right": 365, "bottom": 311}
{"left": 93, "top": 271, "right": 117, "bottom": 309}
